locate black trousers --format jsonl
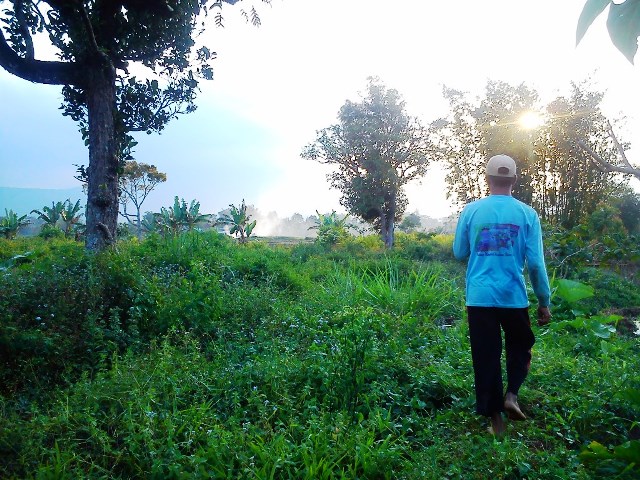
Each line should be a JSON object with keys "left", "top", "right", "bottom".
{"left": 467, "top": 306, "right": 535, "bottom": 417}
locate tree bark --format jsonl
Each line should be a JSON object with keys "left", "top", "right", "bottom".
{"left": 382, "top": 192, "right": 397, "bottom": 249}
{"left": 382, "top": 212, "right": 395, "bottom": 249}
{"left": 85, "top": 60, "right": 118, "bottom": 250}
{"left": 0, "top": 32, "right": 79, "bottom": 85}
{"left": 136, "top": 207, "right": 142, "bottom": 240}
{"left": 379, "top": 211, "right": 388, "bottom": 248}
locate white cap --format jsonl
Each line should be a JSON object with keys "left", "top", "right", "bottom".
{"left": 486, "top": 154, "right": 517, "bottom": 178}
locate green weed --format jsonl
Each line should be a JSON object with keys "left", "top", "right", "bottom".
{"left": 0, "top": 231, "right": 639, "bottom": 478}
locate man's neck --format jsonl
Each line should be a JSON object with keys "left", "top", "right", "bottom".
{"left": 489, "top": 187, "right": 512, "bottom": 196}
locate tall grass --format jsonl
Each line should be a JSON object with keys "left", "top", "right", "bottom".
{"left": 319, "top": 259, "right": 460, "bottom": 322}
{"left": 0, "top": 232, "right": 639, "bottom": 478}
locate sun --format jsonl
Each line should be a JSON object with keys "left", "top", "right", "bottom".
{"left": 518, "top": 111, "right": 545, "bottom": 130}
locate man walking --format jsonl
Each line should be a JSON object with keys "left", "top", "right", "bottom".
{"left": 453, "top": 154, "right": 552, "bottom": 435}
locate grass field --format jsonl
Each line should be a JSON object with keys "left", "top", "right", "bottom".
{"left": 1, "top": 232, "right": 638, "bottom": 479}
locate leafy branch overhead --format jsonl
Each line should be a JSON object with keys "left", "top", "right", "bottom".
{"left": 577, "top": 0, "right": 640, "bottom": 63}
{"left": 576, "top": 119, "right": 640, "bottom": 181}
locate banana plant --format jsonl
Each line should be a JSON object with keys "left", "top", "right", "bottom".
{"left": 0, "top": 209, "right": 30, "bottom": 239}
{"left": 183, "top": 199, "right": 210, "bottom": 231}
{"left": 141, "top": 211, "right": 160, "bottom": 234}
{"left": 31, "top": 201, "right": 65, "bottom": 227}
{"left": 60, "top": 199, "right": 85, "bottom": 237}
{"left": 309, "top": 210, "right": 351, "bottom": 246}
{"left": 157, "top": 197, "right": 185, "bottom": 237}
{"left": 216, "top": 199, "right": 257, "bottom": 244}
{"left": 155, "top": 197, "right": 209, "bottom": 237}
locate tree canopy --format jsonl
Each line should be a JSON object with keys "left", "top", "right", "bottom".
{"left": 433, "top": 79, "right": 629, "bottom": 229}
{"left": 119, "top": 161, "right": 167, "bottom": 239}
{"left": 0, "top": 0, "right": 264, "bottom": 250}
{"left": 302, "top": 77, "right": 434, "bottom": 248}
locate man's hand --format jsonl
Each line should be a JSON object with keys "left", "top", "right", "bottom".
{"left": 537, "top": 306, "right": 551, "bottom": 326}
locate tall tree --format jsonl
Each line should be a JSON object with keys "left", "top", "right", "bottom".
{"left": 533, "top": 83, "right": 617, "bottom": 227}
{"left": 433, "top": 79, "right": 621, "bottom": 228}
{"left": 302, "top": 77, "right": 433, "bottom": 248}
{"left": 434, "top": 81, "right": 540, "bottom": 210}
{"left": 0, "top": 0, "right": 264, "bottom": 250}
{"left": 119, "top": 161, "right": 167, "bottom": 239}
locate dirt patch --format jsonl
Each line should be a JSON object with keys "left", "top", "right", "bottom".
{"left": 606, "top": 307, "right": 640, "bottom": 336}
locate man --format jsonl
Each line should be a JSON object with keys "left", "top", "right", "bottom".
{"left": 453, "top": 154, "right": 552, "bottom": 435}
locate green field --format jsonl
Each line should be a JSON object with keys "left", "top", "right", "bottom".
{"left": 1, "top": 232, "right": 638, "bottom": 479}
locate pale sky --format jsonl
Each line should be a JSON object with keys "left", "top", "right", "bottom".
{"left": 1, "top": 0, "right": 639, "bottom": 224}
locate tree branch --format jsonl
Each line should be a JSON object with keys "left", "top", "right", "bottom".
{"left": 605, "top": 120, "right": 634, "bottom": 170}
{"left": 576, "top": 123, "right": 640, "bottom": 181}
{"left": 14, "top": 0, "right": 35, "bottom": 59}
{"left": 0, "top": 28, "right": 80, "bottom": 85}
{"left": 76, "top": 1, "right": 100, "bottom": 55}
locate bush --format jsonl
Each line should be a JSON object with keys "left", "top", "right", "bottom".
{"left": 38, "top": 224, "right": 65, "bottom": 239}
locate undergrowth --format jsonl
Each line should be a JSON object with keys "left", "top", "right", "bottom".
{"left": 0, "top": 232, "right": 638, "bottom": 478}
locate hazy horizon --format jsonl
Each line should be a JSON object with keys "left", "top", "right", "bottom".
{"left": 2, "top": 0, "right": 638, "bottom": 223}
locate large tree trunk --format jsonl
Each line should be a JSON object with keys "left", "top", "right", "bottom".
{"left": 85, "top": 61, "right": 118, "bottom": 251}
{"left": 380, "top": 193, "right": 396, "bottom": 249}
{"left": 381, "top": 211, "right": 395, "bottom": 249}
{"left": 380, "top": 212, "right": 395, "bottom": 248}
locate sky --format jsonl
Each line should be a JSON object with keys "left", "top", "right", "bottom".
{"left": 1, "top": 0, "right": 639, "bottom": 228}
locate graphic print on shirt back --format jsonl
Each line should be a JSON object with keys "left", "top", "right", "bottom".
{"left": 474, "top": 224, "right": 520, "bottom": 256}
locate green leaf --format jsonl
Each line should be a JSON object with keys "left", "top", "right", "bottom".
{"left": 591, "top": 322, "right": 614, "bottom": 338}
{"left": 553, "top": 279, "right": 594, "bottom": 304}
{"left": 577, "top": 0, "right": 611, "bottom": 45}
{"left": 246, "top": 220, "right": 257, "bottom": 236}
{"left": 580, "top": 440, "right": 613, "bottom": 460}
{"left": 600, "top": 339, "right": 615, "bottom": 355}
{"left": 616, "top": 388, "right": 640, "bottom": 408}
{"left": 612, "top": 440, "right": 640, "bottom": 464}
{"left": 607, "top": 0, "right": 640, "bottom": 63}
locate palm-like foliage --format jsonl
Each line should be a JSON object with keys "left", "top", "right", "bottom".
{"left": 60, "top": 200, "right": 84, "bottom": 237}
{"left": 158, "top": 198, "right": 184, "bottom": 238}
{"left": 0, "top": 209, "right": 30, "bottom": 239}
{"left": 309, "top": 210, "right": 351, "bottom": 246}
{"left": 216, "top": 199, "right": 257, "bottom": 244}
{"left": 183, "top": 199, "right": 210, "bottom": 231}
{"left": 31, "top": 201, "right": 65, "bottom": 227}
{"left": 141, "top": 212, "right": 160, "bottom": 234}
{"left": 156, "top": 197, "right": 210, "bottom": 237}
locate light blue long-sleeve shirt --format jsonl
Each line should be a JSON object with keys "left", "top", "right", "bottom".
{"left": 453, "top": 194, "right": 551, "bottom": 308}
